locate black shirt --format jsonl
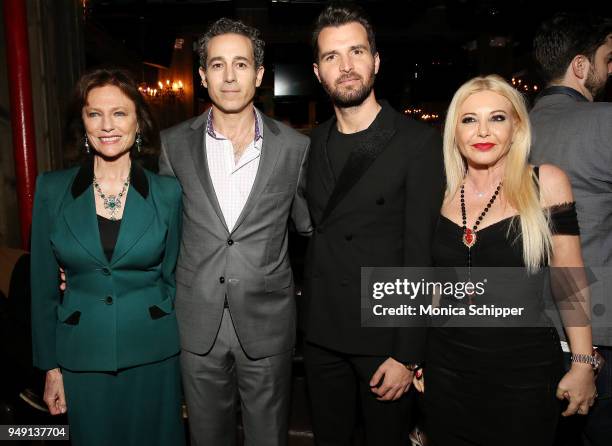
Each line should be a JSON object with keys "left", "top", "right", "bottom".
{"left": 327, "top": 125, "right": 373, "bottom": 179}
{"left": 97, "top": 215, "right": 121, "bottom": 261}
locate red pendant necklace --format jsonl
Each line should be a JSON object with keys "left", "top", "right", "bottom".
{"left": 460, "top": 181, "right": 502, "bottom": 253}
{"left": 460, "top": 181, "right": 502, "bottom": 303}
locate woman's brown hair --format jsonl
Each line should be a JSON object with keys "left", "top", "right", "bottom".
{"left": 65, "top": 67, "right": 160, "bottom": 163}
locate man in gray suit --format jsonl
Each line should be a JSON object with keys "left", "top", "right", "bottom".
{"left": 530, "top": 13, "right": 612, "bottom": 446}
{"left": 159, "top": 18, "right": 311, "bottom": 446}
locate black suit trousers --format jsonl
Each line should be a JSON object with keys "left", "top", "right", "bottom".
{"left": 304, "top": 341, "right": 416, "bottom": 446}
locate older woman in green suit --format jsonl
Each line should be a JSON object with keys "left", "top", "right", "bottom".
{"left": 31, "top": 68, "right": 184, "bottom": 446}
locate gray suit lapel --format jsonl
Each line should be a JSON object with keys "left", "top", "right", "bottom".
{"left": 187, "top": 112, "right": 230, "bottom": 233}
{"left": 231, "top": 115, "right": 283, "bottom": 235}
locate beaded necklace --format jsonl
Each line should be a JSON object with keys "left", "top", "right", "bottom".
{"left": 461, "top": 181, "right": 502, "bottom": 270}
{"left": 460, "top": 181, "right": 501, "bottom": 303}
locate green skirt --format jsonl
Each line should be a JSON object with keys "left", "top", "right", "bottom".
{"left": 62, "top": 354, "right": 184, "bottom": 446}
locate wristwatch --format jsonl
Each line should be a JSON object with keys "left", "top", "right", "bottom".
{"left": 404, "top": 363, "right": 421, "bottom": 372}
{"left": 571, "top": 349, "right": 602, "bottom": 374}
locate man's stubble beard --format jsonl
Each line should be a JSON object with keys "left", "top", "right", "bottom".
{"left": 584, "top": 65, "right": 608, "bottom": 100}
{"left": 321, "top": 65, "right": 376, "bottom": 108}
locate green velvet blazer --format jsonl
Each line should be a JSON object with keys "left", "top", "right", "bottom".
{"left": 31, "top": 161, "right": 182, "bottom": 372}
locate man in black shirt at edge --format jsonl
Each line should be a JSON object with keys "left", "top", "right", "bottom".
{"left": 302, "top": 3, "right": 445, "bottom": 445}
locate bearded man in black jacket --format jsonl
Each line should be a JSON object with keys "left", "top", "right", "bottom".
{"left": 302, "top": 3, "right": 445, "bottom": 445}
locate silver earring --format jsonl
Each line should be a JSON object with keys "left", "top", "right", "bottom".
{"left": 84, "top": 134, "right": 90, "bottom": 154}
{"left": 136, "top": 132, "right": 142, "bottom": 153}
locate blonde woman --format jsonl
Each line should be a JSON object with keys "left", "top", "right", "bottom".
{"left": 418, "top": 75, "right": 597, "bottom": 445}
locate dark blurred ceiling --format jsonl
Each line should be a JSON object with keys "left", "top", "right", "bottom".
{"left": 82, "top": 0, "right": 611, "bottom": 104}
{"left": 85, "top": 0, "right": 611, "bottom": 38}
{"left": 84, "top": 0, "right": 611, "bottom": 58}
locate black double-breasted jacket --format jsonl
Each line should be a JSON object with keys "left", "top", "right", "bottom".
{"left": 303, "top": 101, "right": 444, "bottom": 363}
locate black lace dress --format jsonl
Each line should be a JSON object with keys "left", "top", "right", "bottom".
{"left": 424, "top": 197, "right": 579, "bottom": 446}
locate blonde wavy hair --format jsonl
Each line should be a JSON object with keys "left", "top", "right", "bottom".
{"left": 443, "top": 74, "right": 552, "bottom": 271}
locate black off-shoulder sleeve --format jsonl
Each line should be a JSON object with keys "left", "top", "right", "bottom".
{"left": 549, "top": 202, "right": 580, "bottom": 235}
{"left": 533, "top": 166, "right": 579, "bottom": 236}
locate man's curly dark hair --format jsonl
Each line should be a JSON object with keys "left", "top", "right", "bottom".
{"left": 197, "top": 18, "right": 265, "bottom": 69}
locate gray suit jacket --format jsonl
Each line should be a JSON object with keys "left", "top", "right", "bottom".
{"left": 159, "top": 110, "right": 311, "bottom": 358}
{"left": 530, "top": 91, "right": 612, "bottom": 346}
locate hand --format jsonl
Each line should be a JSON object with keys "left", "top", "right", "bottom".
{"left": 59, "top": 267, "right": 66, "bottom": 292}
{"left": 44, "top": 368, "right": 67, "bottom": 415}
{"left": 369, "top": 357, "right": 413, "bottom": 401}
{"left": 556, "top": 363, "right": 597, "bottom": 416}
{"left": 412, "top": 368, "right": 424, "bottom": 393}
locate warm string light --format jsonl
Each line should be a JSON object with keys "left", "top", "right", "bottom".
{"left": 511, "top": 77, "right": 539, "bottom": 93}
{"left": 404, "top": 108, "right": 440, "bottom": 122}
